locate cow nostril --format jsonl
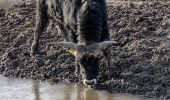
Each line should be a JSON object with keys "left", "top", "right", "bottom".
{"left": 85, "top": 80, "right": 94, "bottom": 85}
{"left": 83, "top": 79, "right": 97, "bottom": 86}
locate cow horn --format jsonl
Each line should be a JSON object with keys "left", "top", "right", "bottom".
{"left": 99, "top": 41, "right": 117, "bottom": 49}
{"left": 56, "top": 42, "right": 78, "bottom": 50}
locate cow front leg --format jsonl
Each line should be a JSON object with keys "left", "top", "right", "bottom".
{"left": 75, "top": 58, "right": 80, "bottom": 77}
{"left": 31, "top": 32, "right": 40, "bottom": 56}
{"left": 103, "top": 48, "right": 120, "bottom": 77}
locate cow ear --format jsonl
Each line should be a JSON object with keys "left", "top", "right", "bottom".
{"left": 99, "top": 41, "right": 117, "bottom": 49}
{"left": 56, "top": 42, "right": 78, "bottom": 50}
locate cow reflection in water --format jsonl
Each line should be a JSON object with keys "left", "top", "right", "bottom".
{"left": 63, "top": 84, "right": 114, "bottom": 100}
{"left": 33, "top": 81, "right": 113, "bottom": 100}
{"left": 76, "top": 87, "right": 101, "bottom": 100}
{"left": 76, "top": 88, "right": 100, "bottom": 100}
{"left": 33, "top": 80, "right": 40, "bottom": 100}
{"left": 63, "top": 84, "right": 101, "bottom": 100}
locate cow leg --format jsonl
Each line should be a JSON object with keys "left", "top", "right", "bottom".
{"left": 75, "top": 58, "right": 80, "bottom": 76}
{"left": 103, "top": 48, "right": 120, "bottom": 77}
{"left": 30, "top": 0, "right": 49, "bottom": 56}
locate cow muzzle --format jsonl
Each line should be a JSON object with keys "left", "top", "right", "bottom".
{"left": 83, "top": 79, "right": 97, "bottom": 86}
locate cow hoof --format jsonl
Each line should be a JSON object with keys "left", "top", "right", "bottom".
{"left": 30, "top": 47, "right": 38, "bottom": 57}
{"left": 30, "top": 50, "right": 36, "bottom": 57}
{"left": 30, "top": 42, "right": 38, "bottom": 56}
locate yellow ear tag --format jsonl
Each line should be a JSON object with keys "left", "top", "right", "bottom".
{"left": 67, "top": 49, "right": 78, "bottom": 55}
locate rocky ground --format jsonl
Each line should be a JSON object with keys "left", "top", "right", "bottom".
{"left": 0, "top": 0, "right": 170, "bottom": 99}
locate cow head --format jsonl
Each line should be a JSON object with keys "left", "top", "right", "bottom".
{"left": 57, "top": 41, "right": 116, "bottom": 86}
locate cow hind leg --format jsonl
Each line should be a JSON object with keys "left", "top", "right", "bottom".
{"left": 30, "top": 0, "right": 49, "bottom": 56}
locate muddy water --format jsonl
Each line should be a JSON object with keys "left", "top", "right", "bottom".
{"left": 0, "top": 0, "right": 23, "bottom": 8}
{"left": 0, "top": 76, "right": 154, "bottom": 100}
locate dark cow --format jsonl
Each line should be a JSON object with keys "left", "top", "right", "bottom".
{"left": 31, "top": 0, "right": 117, "bottom": 86}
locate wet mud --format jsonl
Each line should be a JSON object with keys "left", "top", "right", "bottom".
{"left": 0, "top": 0, "right": 170, "bottom": 99}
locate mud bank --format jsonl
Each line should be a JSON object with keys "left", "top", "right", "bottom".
{"left": 0, "top": 1, "right": 170, "bottom": 99}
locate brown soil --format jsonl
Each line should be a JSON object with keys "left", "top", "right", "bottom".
{"left": 0, "top": 1, "right": 170, "bottom": 99}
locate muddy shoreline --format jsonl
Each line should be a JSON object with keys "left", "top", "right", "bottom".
{"left": 0, "top": 1, "right": 170, "bottom": 99}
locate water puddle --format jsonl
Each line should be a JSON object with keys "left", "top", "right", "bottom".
{"left": 0, "top": 76, "right": 155, "bottom": 100}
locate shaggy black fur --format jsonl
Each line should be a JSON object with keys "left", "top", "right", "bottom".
{"left": 31, "top": 0, "right": 109, "bottom": 54}
{"left": 77, "top": 0, "right": 109, "bottom": 43}
{"left": 31, "top": 0, "right": 112, "bottom": 85}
